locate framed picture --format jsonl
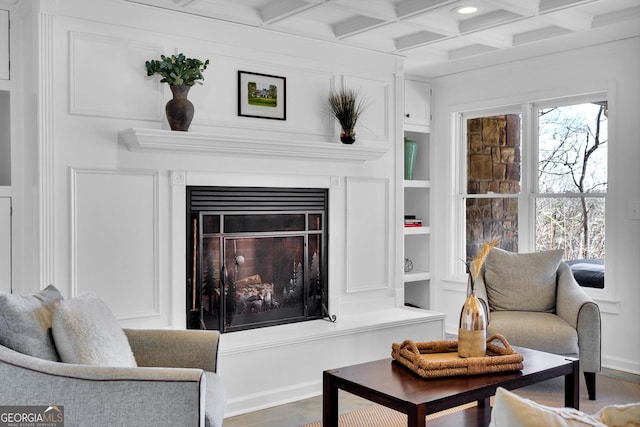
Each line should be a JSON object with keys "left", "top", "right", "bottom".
{"left": 238, "top": 71, "right": 286, "bottom": 120}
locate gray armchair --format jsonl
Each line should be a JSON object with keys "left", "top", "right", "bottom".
{"left": 0, "top": 329, "right": 225, "bottom": 426}
{"left": 474, "top": 248, "right": 601, "bottom": 400}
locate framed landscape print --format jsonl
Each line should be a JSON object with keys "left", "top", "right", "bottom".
{"left": 238, "top": 70, "right": 286, "bottom": 120}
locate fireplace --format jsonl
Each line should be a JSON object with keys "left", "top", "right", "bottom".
{"left": 186, "top": 186, "right": 329, "bottom": 332}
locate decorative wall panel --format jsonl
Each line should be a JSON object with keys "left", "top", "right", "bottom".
{"left": 346, "top": 177, "right": 389, "bottom": 292}
{"left": 71, "top": 168, "right": 159, "bottom": 320}
{"left": 342, "top": 76, "right": 390, "bottom": 141}
{"left": 69, "top": 32, "right": 163, "bottom": 120}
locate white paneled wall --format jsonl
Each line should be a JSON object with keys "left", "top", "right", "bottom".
{"left": 9, "top": 0, "right": 403, "bottom": 327}
{"left": 71, "top": 168, "right": 160, "bottom": 320}
{"left": 69, "top": 32, "right": 163, "bottom": 120}
{"left": 346, "top": 177, "right": 389, "bottom": 293}
{"left": 0, "top": 197, "right": 10, "bottom": 293}
{"left": 0, "top": 10, "right": 8, "bottom": 80}
{"left": 8, "top": 0, "right": 440, "bottom": 415}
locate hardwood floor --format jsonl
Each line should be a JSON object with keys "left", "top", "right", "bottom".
{"left": 222, "top": 368, "right": 640, "bottom": 427}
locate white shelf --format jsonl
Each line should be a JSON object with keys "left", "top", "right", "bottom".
{"left": 404, "top": 179, "right": 430, "bottom": 188}
{"left": 403, "top": 226, "right": 431, "bottom": 235}
{"left": 118, "top": 128, "right": 388, "bottom": 163}
{"left": 403, "top": 270, "right": 431, "bottom": 283}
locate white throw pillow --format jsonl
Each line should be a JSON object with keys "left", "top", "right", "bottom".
{"left": 52, "top": 294, "right": 137, "bottom": 367}
{"left": 595, "top": 402, "right": 640, "bottom": 426}
{"left": 489, "top": 387, "right": 606, "bottom": 427}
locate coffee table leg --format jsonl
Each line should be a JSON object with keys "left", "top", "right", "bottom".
{"left": 407, "top": 405, "right": 426, "bottom": 427}
{"left": 564, "top": 358, "right": 580, "bottom": 410}
{"left": 477, "top": 397, "right": 490, "bottom": 408}
{"left": 323, "top": 371, "right": 338, "bottom": 427}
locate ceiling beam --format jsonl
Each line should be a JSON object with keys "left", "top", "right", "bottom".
{"left": 539, "top": 0, "right": 598, "bottom": 14}
{"left": 541, "top": 8, "right": 593, "bottom": 32}
{"left": 259, "top": 0, "right": 322, "bottom": 25}
{"left": 459, "top": 10, "right": 523, "bottom": 33}
{"left": 334, "top": 15, "right": 388, "bottom": 39}
{"left": 593, "top": 5, "right": 640, "bottom": 28}
{"left": 395, "top": 30, "right": 448, "bottom": 51}
{"left": 395, "top": 0, "right": 456, "bottom": 19}
{"left": 513, "top": 25, "right": 573, "bottom": 45}
{"left": 448, "top": 43, "right": 498, "bottom": 61}
{"left": 484, "top": 0, "right": 539, "bottom": 16}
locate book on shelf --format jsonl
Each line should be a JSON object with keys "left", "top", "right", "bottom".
{"left": 404, "top": 215, "right": 423, "bottom": 227}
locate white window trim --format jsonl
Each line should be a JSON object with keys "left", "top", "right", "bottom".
{"left": 452, "top": 92, "right": 619, "bottom": 313}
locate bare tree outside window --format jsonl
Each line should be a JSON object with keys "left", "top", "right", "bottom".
{"left": 536, "top": 102, "right": 608, "bottom": 260}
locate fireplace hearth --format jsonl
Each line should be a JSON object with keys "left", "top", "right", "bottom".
{"left": 186, "top": 186, "right": 329, "bottom": 332}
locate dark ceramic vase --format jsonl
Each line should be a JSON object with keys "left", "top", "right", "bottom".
{"left": 340, "top": 131, "right": 356, "bottom": 144}
{"left": 166, "top": 85, "right": 194, "bottom": 131}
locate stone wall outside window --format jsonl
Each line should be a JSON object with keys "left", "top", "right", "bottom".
{"left": 466, "top": 115, "right": 520, "bottom": 257}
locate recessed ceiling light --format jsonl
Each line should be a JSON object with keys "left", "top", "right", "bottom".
{"left": 455, "top": 6, "right": 479, "bottom": 15}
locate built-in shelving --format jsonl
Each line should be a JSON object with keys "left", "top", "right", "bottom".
{"left": 402, "top": 79, "right": 432, "bottom": 310}
{"left": 118, "top": 128, "right": 388, "bottom": 163}
{"left": 403, "top": 226, "right": 431, "bottom": 235}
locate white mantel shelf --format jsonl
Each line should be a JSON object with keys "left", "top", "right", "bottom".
{"left": 118, "top": 128, "right": 389, "bottom": 162}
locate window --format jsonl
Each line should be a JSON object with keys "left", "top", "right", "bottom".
{"left": 535, "top": 101, "right": 607, "bottom": 260}
{"left": 463, "top": 110, "right": 522, "bottom": 259}
{"left": 461, "top": 96, "right": 607, "bottom": 286}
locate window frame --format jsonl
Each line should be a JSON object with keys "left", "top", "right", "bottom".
{"left": 454, "top": 92, "right": 611, "bottom": 304}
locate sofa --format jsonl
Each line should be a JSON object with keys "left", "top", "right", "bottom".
{"left": 0, "top": 285, "right": 225, "bottom": 426}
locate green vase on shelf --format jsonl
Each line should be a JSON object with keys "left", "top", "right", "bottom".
{"left": 404, "top": 137, "right": 418, "bottom": 180}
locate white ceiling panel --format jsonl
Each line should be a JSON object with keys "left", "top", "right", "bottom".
{"left": 123, "top": 0, "right": 640, "bottom": 77}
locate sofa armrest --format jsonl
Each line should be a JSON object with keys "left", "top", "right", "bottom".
{"left": 125, "top": 328, "right": 220, "bottom": 373}
{"left": 556, "top": 262, "right": 601, "bottom": 372}
{"left": 0, "top": 344, "right": 206, "bottom": 425}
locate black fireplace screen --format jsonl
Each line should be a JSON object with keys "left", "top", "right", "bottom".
{"left": 186, "top": 187, "right": 328, "bottom": 332}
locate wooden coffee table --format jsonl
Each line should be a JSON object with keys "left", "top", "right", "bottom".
{"left": 323, "top": 346, "right": 579, "bottom": 427}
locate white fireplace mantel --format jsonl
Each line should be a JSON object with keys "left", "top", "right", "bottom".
{"left": 118, "top": 128, "right": 389, "bottom": 162}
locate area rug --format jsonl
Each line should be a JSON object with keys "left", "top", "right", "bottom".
{"left": 300, "top": 402, "right": 476, "bottom": 427}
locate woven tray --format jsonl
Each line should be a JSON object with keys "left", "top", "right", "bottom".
{"left": 391, "top": 334, "right": 524, "bottom": 379}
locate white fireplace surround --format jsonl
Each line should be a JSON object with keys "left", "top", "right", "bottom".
{"left": 115, "top": 129, "right": 446, "bottom": 416}
{"left": 169, "top": 169, "right": 337, "bottom": 330}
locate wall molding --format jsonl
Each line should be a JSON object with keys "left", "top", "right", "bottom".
{"left": 345, "top": 177, "right": 389, "bottom": 293}
{"left": 69, "top": 31, "right": 163, "bottom": 120}
{"left": 70, "top": 167, "right": 160, "bottom": 320}
{"left": 38, "top": 10, "right": 55, "bottom": 288}
{"left": 119, "top": 128, "right": 388, "bottom": 162}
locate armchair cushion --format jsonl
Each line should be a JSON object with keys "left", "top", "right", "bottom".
{"left": 484, "top": 248, "right": 563, "bottom": 312}
{"left": 52, "top": 294, "right": 137, "bottom": 367}
{"left": 487, "top": 311, "right": 578, "bottom": 356}
{"left": 0, "top": 284, "right": 63, "bottom": 361}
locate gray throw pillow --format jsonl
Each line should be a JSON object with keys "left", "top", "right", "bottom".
{"left": 52, "top": 294, "right": 137, "bottom": 367}
{"left": 484, "top": 248, "right": 563, "bottom": 312}
{"left": 0, "top": 284, "right": 64, "bottom": 361}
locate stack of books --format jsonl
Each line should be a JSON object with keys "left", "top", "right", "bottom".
{"left": 404, "top": 215, "right": 423, "bottom": 227}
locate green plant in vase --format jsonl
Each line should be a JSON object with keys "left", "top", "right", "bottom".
{"left": 145, "top": 53, "right": 209, "bottom": 86}
{"left": 328, "top": 88, "right": 365, "bottom": 144}
{"left": 145, "top": 53, "right": 210, "bottom": 131}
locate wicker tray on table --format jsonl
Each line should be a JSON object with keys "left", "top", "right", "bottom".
{"left": 391, "top": 334, "right": 524, "bottom": 379}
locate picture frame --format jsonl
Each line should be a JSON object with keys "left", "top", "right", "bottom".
{"left": 238, "top": 70, "right": 286, "bottom": 120}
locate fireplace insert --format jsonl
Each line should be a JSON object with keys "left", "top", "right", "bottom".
{"left": 186, "top": 187, "right": 329, "bottom": 332}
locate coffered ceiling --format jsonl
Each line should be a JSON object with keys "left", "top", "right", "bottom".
{"left": 129, "top": 0, "right": 640, "bottom": 77}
